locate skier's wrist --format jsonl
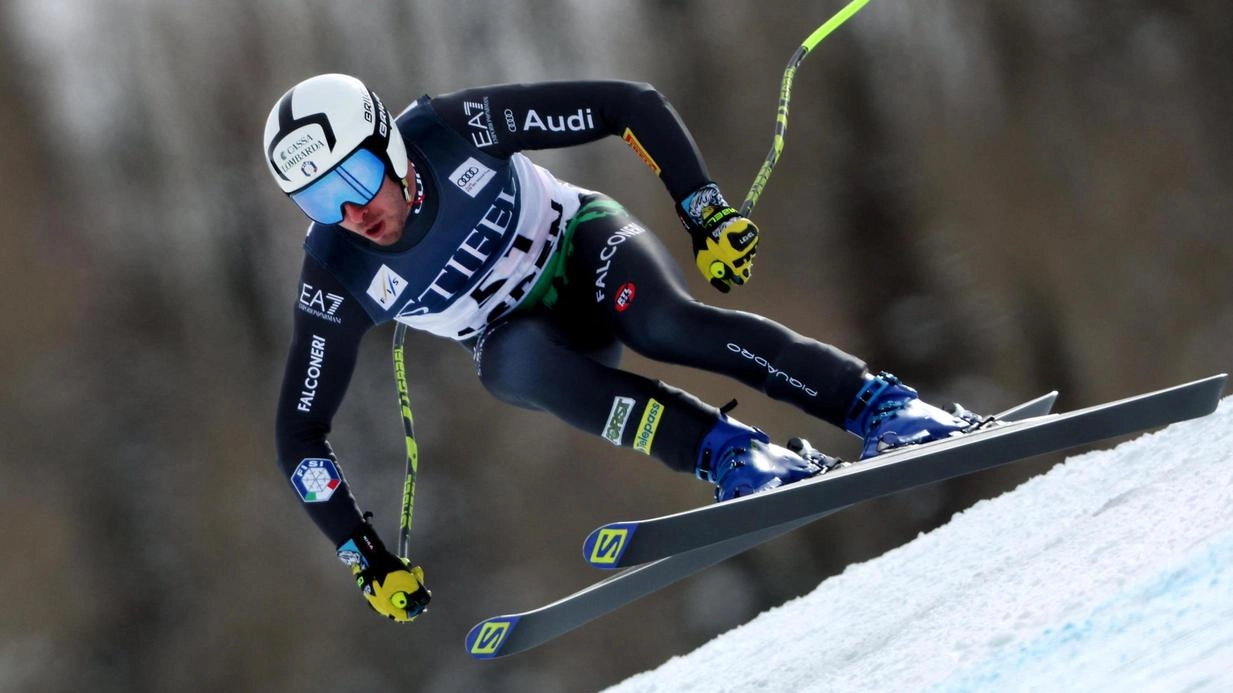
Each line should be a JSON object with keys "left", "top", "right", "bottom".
{"left": 676, "top": 182, "right": 739, "bottom": 235}
{"left": 336, "top": 516, "right": 431, "bottom": 622}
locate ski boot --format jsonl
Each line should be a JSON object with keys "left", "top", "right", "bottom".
{"left": 844, "top": 371, "right": 982, "bottom": 459}
{"left": 695, "top": 413, "right": 841, "bottom": 502}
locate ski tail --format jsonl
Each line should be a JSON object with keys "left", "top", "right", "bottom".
{"left": 466, "top": 616, "right": 522, "bottom": 660}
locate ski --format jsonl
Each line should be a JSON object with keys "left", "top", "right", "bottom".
{"left": 464, "top": 390, "right": 1060, "bottom": 659}
{"left": 583, "top": 374, "right": 1226, "bottom": 570}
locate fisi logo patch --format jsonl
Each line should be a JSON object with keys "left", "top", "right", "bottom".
{"left": 603, "top": 396, "right": 635, "bottom": 445}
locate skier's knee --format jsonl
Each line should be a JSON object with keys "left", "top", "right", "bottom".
{"left": 621, "top": 299, "right": 710, "bottom": 361}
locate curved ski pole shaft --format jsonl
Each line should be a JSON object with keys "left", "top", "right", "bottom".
{"left": 392, "top": 323, "right": 420, "bottom": 559}
{"left": 741, "top": 0, "right": 872, "bottom": 217}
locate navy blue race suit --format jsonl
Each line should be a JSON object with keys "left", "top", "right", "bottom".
{"left": 275, "top": 81, "right": 867, "bottom": 544}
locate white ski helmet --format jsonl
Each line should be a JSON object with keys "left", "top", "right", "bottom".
{"left": 263, "top": 73, "right": 408, "bottom": 224}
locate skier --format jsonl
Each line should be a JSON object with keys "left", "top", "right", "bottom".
{"left": 265, "top": 74, "right": 978, "bottom": 623}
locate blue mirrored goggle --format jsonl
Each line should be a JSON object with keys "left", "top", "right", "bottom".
{"left": 290, "top": 148, "right": 386, "bottom": 225}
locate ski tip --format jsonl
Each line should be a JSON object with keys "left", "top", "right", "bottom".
{"left": 1176, "top": 373, "right": 1227, "bottom": 414}
{"left": 1201, "top": 373, "right": 1228, "bottom": 408}
{"left": 582, "top": 522, "right": 638, "bottom": 570}
{"left": 1207, "top": 372, "right": 1229, "bottom": 391}
{"left": 465, "top": 615, "right": 521, "bottom": 660}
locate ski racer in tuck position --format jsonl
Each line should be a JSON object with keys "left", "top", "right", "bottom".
{"left": 264, "top": 75, "right": 979, "bottom": 623}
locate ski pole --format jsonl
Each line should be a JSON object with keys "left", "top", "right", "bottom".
{"left": 392, "top": 322, "right": 420, "bottom": 559}
{"left": 741, "top": 0, "right": 872, "bottom": 217}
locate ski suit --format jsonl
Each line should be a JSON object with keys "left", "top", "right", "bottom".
{"left": 274, "top": 81, "right": 867, "bottom": 543}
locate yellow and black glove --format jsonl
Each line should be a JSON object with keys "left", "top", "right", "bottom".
{"left": 678, "top": 182, "right": 759, "bottom": 293}
{"left": 336, "top": 519, "right": 431, "bottom": 623}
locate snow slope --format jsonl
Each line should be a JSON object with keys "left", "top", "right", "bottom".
{"left": 603, "top": 395, "right": 1233, "bottom": 693}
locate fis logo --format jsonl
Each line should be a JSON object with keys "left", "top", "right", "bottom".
{"left": 586, "top": 525, "right": 634, "bottom": 566}
{"left": 366, "top": 264, "right": 408, "bottom": 310}
{"left": 467, "top": 618, "right": 520, "bottom": 658}
{"left": 603, "top": 397, "right": 635, "bottom": 445}
{"left": 633, "top": 399, "right": 663, "bottom": 455}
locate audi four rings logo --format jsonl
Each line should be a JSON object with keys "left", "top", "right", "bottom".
{"left": 449, "top": 157, "right": 496, "bottom": 198}
{"left": 456, "top": 166, "right": 481, "bottom": 187}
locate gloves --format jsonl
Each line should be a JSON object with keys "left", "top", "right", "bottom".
{"left": 677, "top": 182, "right": 759, "bottom": 293}
{"left": 336, "top": 519, "right": 431, "bottom": 623}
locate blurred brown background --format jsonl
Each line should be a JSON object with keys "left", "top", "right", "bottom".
{"left": 2, "top": 1, "right": 1230, "bottom": 692}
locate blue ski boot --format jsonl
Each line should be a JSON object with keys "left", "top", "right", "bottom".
{"left": 844, "top": 371, "right": 982, "bottom": 459}
{"left": 695, "top": 414, "right": 839, "bottom": 502}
